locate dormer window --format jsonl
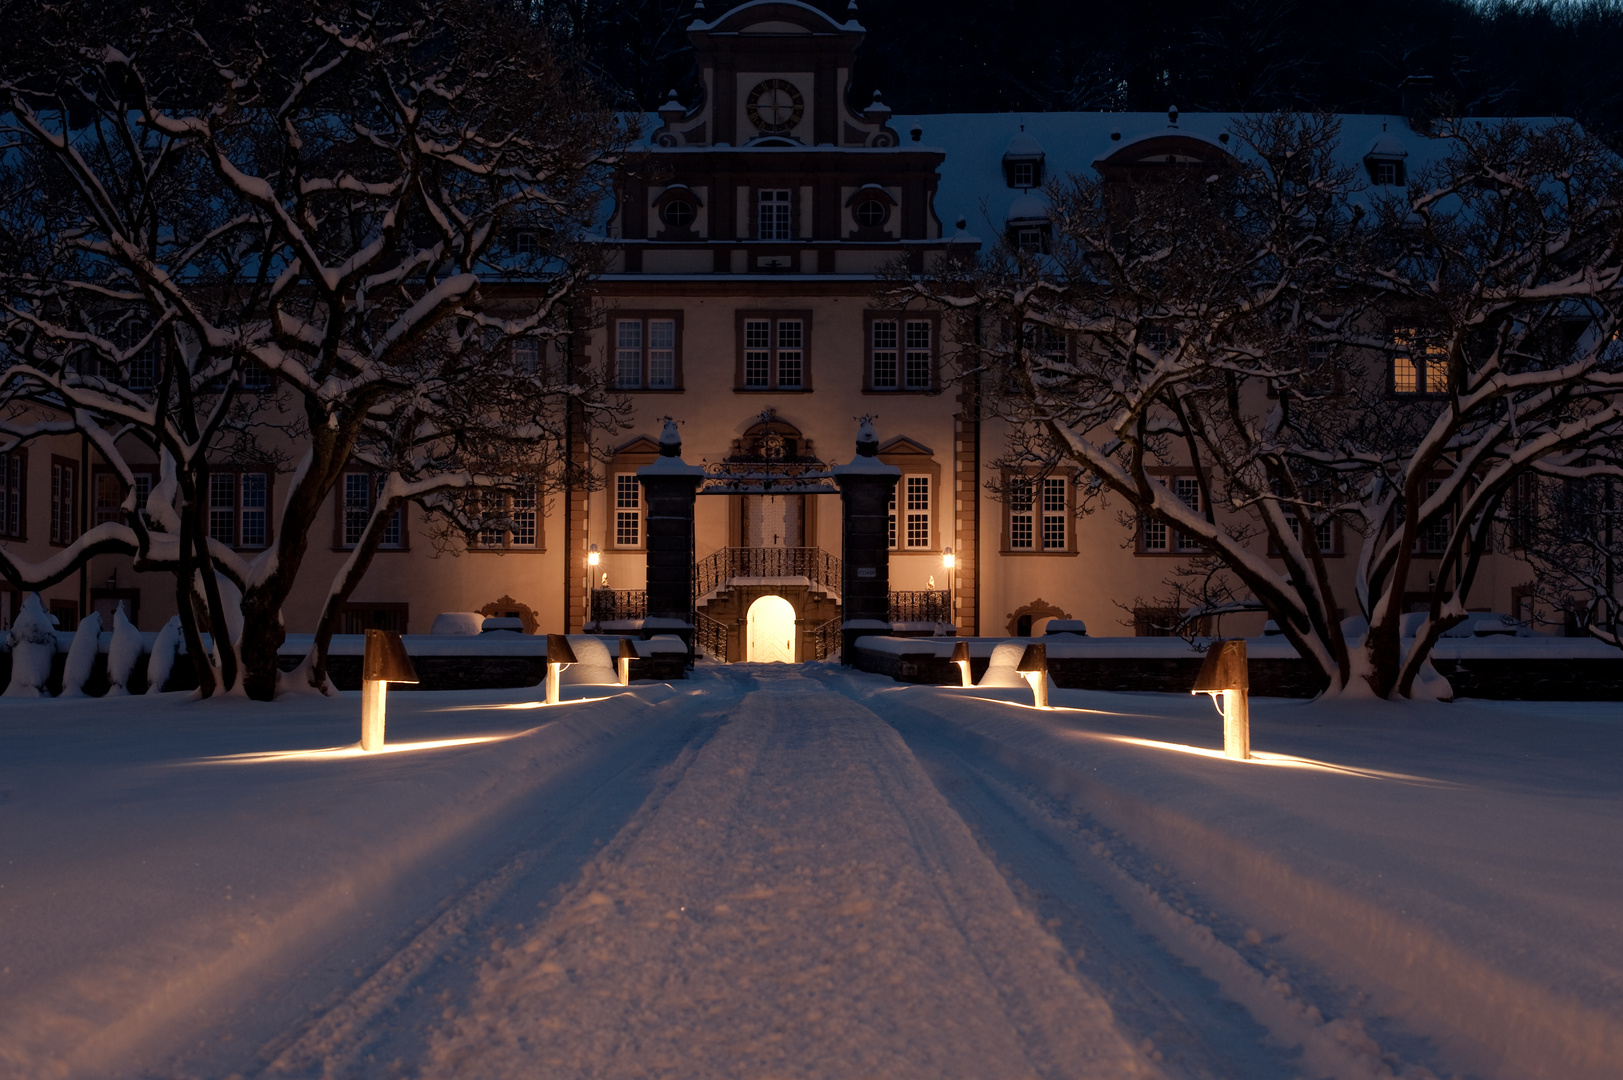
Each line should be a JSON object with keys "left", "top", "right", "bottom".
{"left": 1003, "top": 130, "right": 1046, "bottom": 189}
{"left": 1364, "top": 130, "right": 1408, "bottom": 187}
{"left": 662, "top": 199, "right": 695, "bottom": 229}
{"left": 1006, "top": 191, "right": 1052, "bottom": 254}
{"left": 512, "top": 230, "right": 539, "bottom": 256}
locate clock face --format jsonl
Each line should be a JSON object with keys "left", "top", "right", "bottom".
{"left": 747, "top": 79, "right": 804, "bottom": 134}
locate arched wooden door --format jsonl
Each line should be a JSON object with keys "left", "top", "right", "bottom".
{"left": 746, "top": 594, "right": 796, "bottom": 663}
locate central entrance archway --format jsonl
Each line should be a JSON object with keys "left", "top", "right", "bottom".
{"left": 746, "top": 594, "right": 796, "bottom": 663}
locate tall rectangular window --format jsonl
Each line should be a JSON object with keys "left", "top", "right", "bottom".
{"left": 616, "top": 320, "right": 643, "bottom": 389}
{"left": 510, "top": 480, "right": 537, "bottom": 548}
{"left": 905, "top": 475, "right": 930, "bottom": 548}
{"left": 50, "top": 458, "right": 77, "bottom": 545}
{"left": 776, "top": 320, "right": 803, "bottom": 388}
{"left": 1421, "top": 477, "right": 1451, "bottom": 554}
{"left": 1042, "top": 476, "right": 1067, "bottom": 549}
{"left": 131, "top": 471, "right": 152, "bottom": 531}
{"left": 904, "top": 321, "right": 932, "bottom": 389}
{"left": 758, "top": 189, "right": 791, "bottom": 240}
{"left": 513, "top": 339, "right": 540, "bottom": 376}
{"left": 744, "top": 320, "right": 771, "bottom": 388}
{"left": 1009, "top": 478, "right": 1034, "bottom": 550}
{"left": 0, "top": 452, "right": 24, "bottom": 539}
{"left": 1142, "top": 518, "right": 1169, "bottom": 552}
{"left": 1173, "top": 476, "right": 1202, "bottom": 551}
{"left": 871, "top": 320, "right": 899, "bottom": 389}
{"left": 648, "top": 320, "right": 676, "bottom": 388}
{"left": 91, "top": 473, "right": 122, "bottom": 528}
{"left": 241, "top": 473, "right": 268, "bottom": 547}
{"left": 615, "top": 473, "right": 641, "bottom": 547}
{"left": 343, "top": 473, "right": 371, "bottom": 547}
{"left": 209, "top": 473, "right": 235, "bottom": 545}
{"left": 1393, "top": 329, "right": 1448, "bottom": 395}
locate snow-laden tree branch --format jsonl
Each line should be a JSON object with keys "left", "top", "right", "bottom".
{"left": 0, "top": 0, "right": 630, "bottom": 698}
{"left": 891, "top": 112, "right": 1623, "bottom": 699}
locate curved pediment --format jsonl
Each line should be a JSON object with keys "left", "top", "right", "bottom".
{"left": 697, "top": 0, "right": 850, "bottom": 34}
{"left": 1093, "top": 133, "right": 1237, "bottom": 175}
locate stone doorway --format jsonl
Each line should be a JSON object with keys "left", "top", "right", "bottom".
{"left": 746, "top": 594, "right": 797, "bottom": 662}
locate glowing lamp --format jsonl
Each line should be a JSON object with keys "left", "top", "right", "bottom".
{"left": 1192, "top": 638, "right": 1250, "bottom": 760}
{"left": 545, "top": 633, "right": 577, "bottom": 705}
{"left": 1016, "top": 642, "right": 1049, "bottom": 708}
{"left": 950, "top": 640, "right": 972, "bottom": 687}
{"left": 361, "top": 629, "right": 419, "bottom": 751}
{"left": 942, "top": 546, "right": 955, "bottom": 569}
{"left": 617, "top": 637, "right": 638, "bottom": 687}
{"left": 587, "top": 543, "right": 600, "bottom": 568}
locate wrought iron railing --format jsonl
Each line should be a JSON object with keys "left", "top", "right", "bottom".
{"left": 888, "top": 590, "right": 951, "bottom": 624}
{"left": 694, "top": 610, "right": 729, "bottom": 662}
{"left": 589, "top": 589, "right": 647, "bottom": 623}
{"left": 809, "top": 616, "right": 842, "bottom": 661}
{"left": 693, "top": 546, "right": 842, "bottom": 601}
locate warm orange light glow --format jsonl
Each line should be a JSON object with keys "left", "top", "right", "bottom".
{"left": 1100, "top": 734, "right": 1453, "bottom": 785}
{"left": 434, "top": 694, "right": 617, "bottom": 713}
{"left": 186, "top": 733, "right": 520, "bottom": 765}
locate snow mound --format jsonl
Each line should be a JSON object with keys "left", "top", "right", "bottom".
{"left": 146, "top": 616, "right": 182, "bottom": 695}
{"left": 60, "top": 612, "right": 103, "bottom": 698}
{"left": 5, "top": 593, "right": 57, "bottom": 698}
{"left": 977, "top": 641, "right": 1029, "bottom": 688}
{"left": 107, "top": 604, "right": 142, "bottom": 695}
{"left": 560, "top": 635, "right": 619, "bottom": 685}
{"left": 430, "top": 612, "right": 485, "bottom": 636}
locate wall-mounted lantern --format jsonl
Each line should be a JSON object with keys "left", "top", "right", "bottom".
{"left": 1192, "top": 639, "right": 1250, "bottom": 759}
{"left": 617, "top": 637, "right": 637, "bottom": 687}
{"left": 361, "top": 629, "right": 419, "bottom": 751}
{"left": 1016, "top": 642, "right": 1049, "bottom": 708}
{"left": 546, "top": 633, "right": 577, "bottom": 705}
{"left": 950, "top": 640, "right": 971, "bottom": 687}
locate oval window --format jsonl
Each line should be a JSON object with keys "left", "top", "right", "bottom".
{"left": 662, "top": 199, "right": 695, "bottom": 228}
{"left": 855, "top": 199, "right": 888, "bottom": 228}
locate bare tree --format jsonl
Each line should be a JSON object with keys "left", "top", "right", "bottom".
{"left": 0, "top": 0, "right": 627, "bottom": 698}
{"left": 895, "top": 112, "right": 1623, "bottom": 699}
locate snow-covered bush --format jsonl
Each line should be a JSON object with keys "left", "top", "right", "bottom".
{"left": 106, "top": 604, "right": 142, "bottom": 695}
{"left": 4, "top": 593, "right": 57, "bottom": 698}
{"left": 59, "top": 611, "right": 102, "bottom": 698}
{"left": 431, "top": 613, "right": 485, "bottom": 636}
{"left": 146, "top": 617, "right": 181, "bottom": 696}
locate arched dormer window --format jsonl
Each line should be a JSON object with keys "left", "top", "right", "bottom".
{"left": 1003, "top": 130, "right": 1046, "bottom": 189}
{"left": 845, "top": 183, "right": 898, "bottom": 239}
{"left": 1364, "top": 130, "right": 1408, "bottom": 187}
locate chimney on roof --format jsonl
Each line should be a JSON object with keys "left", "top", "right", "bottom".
{"left": 1401, "top": 75, "right": 1436, "bottom": 133}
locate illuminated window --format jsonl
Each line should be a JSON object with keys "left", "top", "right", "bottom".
{"left": 1393, "top": 329, "right": 1448, "bottom": 394}
{"left": 615, "top": 473, "right": 641, "bottom": 547}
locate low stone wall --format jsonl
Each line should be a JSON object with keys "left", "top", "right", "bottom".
{"left": 849, "top": 639, "right": 1623, "bottom": 700}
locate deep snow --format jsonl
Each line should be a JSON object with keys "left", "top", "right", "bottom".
{"left": 0, "top": 666, "right": 1618, "bottom": 1079}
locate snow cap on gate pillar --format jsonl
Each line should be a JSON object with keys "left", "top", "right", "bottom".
{"left": 832, "top": 415, "right": 901, "bottom": 477}
{"left": 639, "top": 416, "right": 705, "bottom": 478}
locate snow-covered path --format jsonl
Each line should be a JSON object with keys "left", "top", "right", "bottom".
{"left": 5, "top": 664, "right": 1621, "bottom": 1079}
{"left": 415, "top": 666, "right": 1148, "bottom": 1079}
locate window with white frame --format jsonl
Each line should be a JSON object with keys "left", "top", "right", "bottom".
{"left": 741, "top": 315, "right": 806, "bottom": 390}
{"left": 870, "top": 318, "right": 933, "bottom": 390}
{"left": 1012, "top": 161, "right": 1036, "bottom": 188}
{"left": 473, "top": 480, "right": 538, "bottom": 549}
{"left": 514, "top": 338, "right": 541, "bottom": 376}
{"left": 340, "top": 472, "right": 404, "bottom": 549}
{"left": 614, "top": 473, "right": 641, "bottom": 547}
{"left": 204, "top": 470, "right": 271, "bottom": 549}
{"left": 1041, "top": 476, "right": 1067, "bottom": 549}
{"left": 1008, "top": 478, "right": 1035, "bottom": 549}
{"left": 904, "top": 475, "right": 930, "bottom": 548}
{"left": 50, "top": 457, "right": 77, "bottom": 546}
{"left": 1173, "top": 475, "right": 1203, "bottom": 551}
{"left": 758, "top": 189, "right": 792, "bottom": 240}
{"left": 613, "top": 317, "right": 679, "bottom": 390}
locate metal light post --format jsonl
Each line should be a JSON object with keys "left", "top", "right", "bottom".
{"left": 942, "top": 546, "right": 955, "bottom": 631}
{"left": 585, "top": 543, "right": 600, "bottom": 629}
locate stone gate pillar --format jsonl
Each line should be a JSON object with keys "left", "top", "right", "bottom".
{"left": 832, "top": 418, "right": 901, "bottom": 661}
{"left": 637, "top": 419, "right": 704, "bottom": 655}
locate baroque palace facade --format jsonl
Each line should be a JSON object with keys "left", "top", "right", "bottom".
{"left": 0, "top": 0, "right": 1541, "bottom": 657}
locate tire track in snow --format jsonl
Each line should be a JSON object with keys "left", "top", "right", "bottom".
{"left": 845, "top": 675, "right": 1432, "bottom": 1080}
{"left": 418, "top": 667, "right": 1154, "bottom": 1080}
